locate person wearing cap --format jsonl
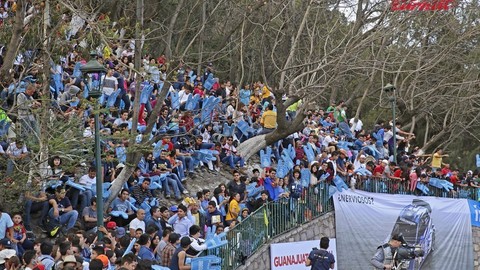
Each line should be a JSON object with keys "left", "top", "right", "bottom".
{"left": 353, "top": 150, "right": 367, "bottom": 171}
{"left": 305, "top": 237, "right": 335, "bottom": 270}
{"left": 58, "top": 255, "right": 82, "bottom": 270}
{"left": 373, "top": 160, "right": 389, "bottom": 178}
{"left": 0, "top": 238, "right": 16, "bottom": 269}
{"left": 169, "top": 236, "right": 192, "bottom": 270}
{"left": 466, "top": 170, "right": 480, "bottom": 188}
{"left": 371, "top": 234, "right": 403, "bottom": 270}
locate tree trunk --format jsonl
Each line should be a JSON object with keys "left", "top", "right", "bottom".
{"left": 105, "top": 164, "right": 137, "bottom": 209}
{"left": 238, "top": 97, "right": 305, "bottom": 161}
{"left": 0, "top": 0, "right": 25, "bottom": 82}
{"left": 165, "top": 0, "right": 185, "bottom": 60}
{"left": 196, "top": 0, "right": 207, "bottom": 74}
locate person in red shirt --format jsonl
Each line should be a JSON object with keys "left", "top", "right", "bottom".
{"left": 441, "top": 164, "right": 451, "bottom": 177}
{"left": 373, "top": 160, "right": 388, "bottom": 177}
{"left": 161, "top": 136, "right": 174, "bottom": 152}
{"left": 449, "top": 169, "right": 461, "bottom": 186}
{"left": 179, "top": 111, "right": 194, "bottom": 132}
{"left": 193, "top": 83, "right": 205, "bottom": 97}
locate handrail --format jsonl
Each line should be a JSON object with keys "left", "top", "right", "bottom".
{"left": 212, "top": 177, "right": 479, "bottom": 270}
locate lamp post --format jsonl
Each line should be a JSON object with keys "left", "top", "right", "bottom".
{"left": 383, "top": 83, "right": 397, "bottom": 163}
{"left": 80, "top": 52, "right": 107, "bottom": 239}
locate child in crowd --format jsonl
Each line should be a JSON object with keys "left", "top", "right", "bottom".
{"left": 12, "top": 213, "right": 32, "bottom": 257}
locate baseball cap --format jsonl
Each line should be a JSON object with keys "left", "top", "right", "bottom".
{"left": 0, "top": 238, "right": 12, "bottom": 248}
{"left": 96, "top": 254, "right": 109, "bottom": 268}
{"left": 381, "top": 159, "right": 389, "bottom": 165}
{"left": 359, "top": 155, "right": 366, "bottom": 159}
{"left": 0, "top": 249, "right": 15, "bottom": 264}
{"left": 106, "top": 221, "right": 117, "bottom": 230}
{"left": 169, "top": 205, "right": 178, "bottom": 212}
{"left": 391, "top": 234, "right": 404, "bottom": 242}
{"left": 467, "top": 170, "right": 473, "bottom": 175}
{"left": 116, "top": 227, "right": 126, "bottom": 238}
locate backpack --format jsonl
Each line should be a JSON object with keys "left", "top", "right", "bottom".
{"left": 44, "top": 218, "right": 62, "bottom": 238}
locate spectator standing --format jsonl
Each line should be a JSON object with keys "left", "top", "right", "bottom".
{"left": 161, "top": 233, "right": 180, "bottom": 267}
{"left": 16, "top": 84, "right": 40, "bottom": 138}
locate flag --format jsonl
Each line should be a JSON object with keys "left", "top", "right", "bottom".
{"left": 263, "top": 208, "right": 269, "bottom": 226}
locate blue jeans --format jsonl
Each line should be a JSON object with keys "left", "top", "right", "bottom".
{"left": 81, "top": 190, "right": 94, "bottom": 211}
{"left": 48, "top": 209, "right": 79, "bottom": 230}
{"left": 177, "top": 155, "right": 194, "bottom": 173}
{"left": 222, "top": 155, "right": 245, "bottom": 169}
{"left": 165, "top": 177, "right": 180, "bottom": 198}
{"left": 338, "top": 122, "right": 354, "bottom": 140}
{"left": 174, "top": 164, "right": 185, "bottom": 181}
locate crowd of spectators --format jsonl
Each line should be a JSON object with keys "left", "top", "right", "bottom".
{"left": 0, "top": 4, "right": 479, "bottom": 269}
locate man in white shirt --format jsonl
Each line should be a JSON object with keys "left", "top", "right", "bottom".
{"left": 178, "top": 85, "right": 192, "bottom": 110}
{"left": 354, "top": 153, "right": 367, "bottom": 171}
{"left": 129, "top": 209, "right": 146, "bottom": 237}
{"left": 6, "top": 139, "right": 29, "bottom": 175}
{"left": 349, "top": 117, "right": 363, "bottom": 135}
{"left": 78, "top": 167, "right": 96, "bottom": 211}
{"left": 113, "top": 110, "right": 130, "bottom": 128}
{"left": 102, "top": 68, "right": 118, "bottom": 101}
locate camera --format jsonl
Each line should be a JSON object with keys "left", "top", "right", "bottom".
{"left": 395, "top": 244, "right": 425, "bottom": 260}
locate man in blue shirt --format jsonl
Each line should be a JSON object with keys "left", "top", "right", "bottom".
{"left": 137, "top": 234, "right": 155, "bottom": 261}
{"left": 0, "top": 206, "right": 13, "bottom": 240}
{"left": 264, "top": 169, "right": 277, "bottom": 200}
{"left": 306, "top": 237, "right": 335, "bottom": 270}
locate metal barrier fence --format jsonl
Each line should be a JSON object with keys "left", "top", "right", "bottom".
{"left": 210, "top": 177, "right": 479, "bottom": 269}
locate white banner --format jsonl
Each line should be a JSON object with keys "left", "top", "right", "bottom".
{"left": 270, "top": 239, "right": 337, "bottom": 270}
{"left": 334, "top": 189, "right": 473, "bottom": 269}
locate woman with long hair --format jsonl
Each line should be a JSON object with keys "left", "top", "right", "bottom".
{"left": 225, "top": 192, "right": 241, "bottom": 226}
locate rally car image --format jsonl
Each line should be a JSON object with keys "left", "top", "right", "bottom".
{"left": 390, "top": 199, "right": 435, "bottom": 270}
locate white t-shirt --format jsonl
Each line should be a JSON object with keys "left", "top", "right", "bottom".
{"left": 129, "top": 218, "right": 145, "bottom": 233}
{"left": 178, "top": 90, "right": 190, "bottom": 104}
{"left": 102, "top": 75, "right": 118, "bottom": 96}
{"left": 349, "top": 118, "right": 363, "bottom": 132}
{"left": 322, "top": 135, "right": 333, "bottom": 148}
{"left": 353, "top": 160, "right": 366, "bottom": 171}
{"left": 79, "top": 174, "right": 96, "bottom": 187}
